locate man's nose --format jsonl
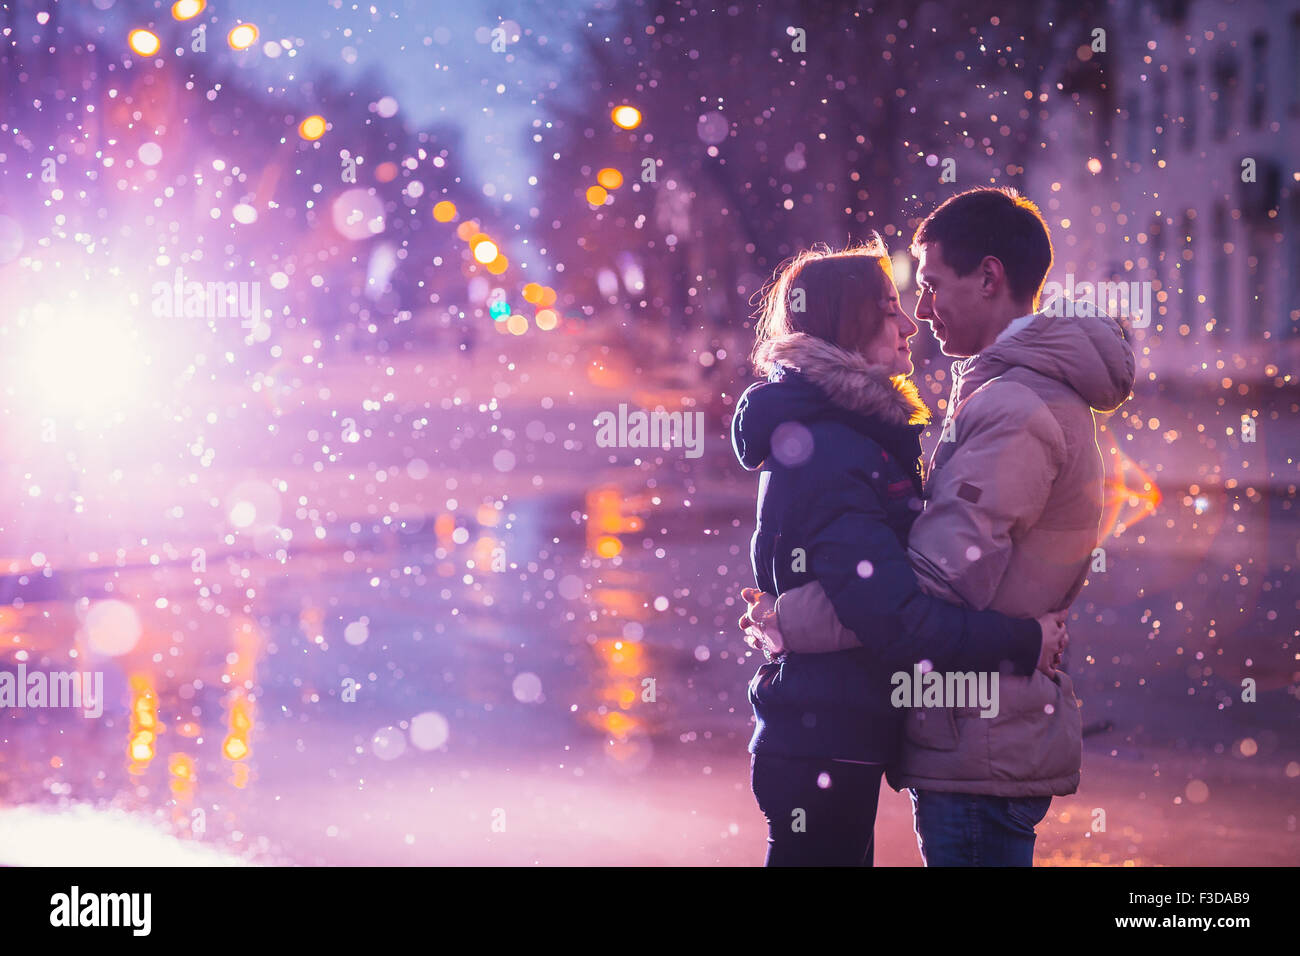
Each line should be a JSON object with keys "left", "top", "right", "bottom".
{"left": 915, "top": 291, "right": 933, "bottom": 321}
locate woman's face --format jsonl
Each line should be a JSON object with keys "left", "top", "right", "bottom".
{"left": 857, "top": 277, "right": 917, "bottom": 376}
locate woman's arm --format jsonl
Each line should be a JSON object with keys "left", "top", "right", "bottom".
{"left": 797, "top": 464, "right": 1041, "bottom": 676}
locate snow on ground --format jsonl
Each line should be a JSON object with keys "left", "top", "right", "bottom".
{"left": 0, "top": 804, "right": 249, "bottom": 867}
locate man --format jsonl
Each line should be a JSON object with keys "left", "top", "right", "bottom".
{"left": 742, "top": 187, "right": 1136, "bottom": 866}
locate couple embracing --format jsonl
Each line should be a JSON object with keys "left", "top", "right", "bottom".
{"left": 732, "top": 187, "right": 1136, "bottom": 866}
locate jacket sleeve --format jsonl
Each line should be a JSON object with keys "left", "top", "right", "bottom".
{"left": 774, "top": 581, "right": 860, "bottom": 653}
{"left": 908, "top": 381, "right": 1065, "bottom": 611}
{"left": 800, "top": 462, "right": 1041, "bottom": 676}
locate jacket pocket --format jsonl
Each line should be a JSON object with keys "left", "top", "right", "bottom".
{"left": 903, "top": 706, "right": 959, "bottom": 751}
{"left": 986, "top": 670, "right": 1082, "bottom": 784}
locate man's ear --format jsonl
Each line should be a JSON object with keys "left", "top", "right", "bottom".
{"left": 979, "top": 255, "right": 1006, "bottom": 299}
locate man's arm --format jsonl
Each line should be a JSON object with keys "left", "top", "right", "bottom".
{"left": 771, "top": 381, "right": 1064, "bottom": 656}
{"left": 773, "top": 581, "right": 859, "bottom": 652}
{"left": 775, "top": 462, "right": 1041, "bottom": 675}
{"left": 907, "top": 381, "right": 1064, "bottom": 610}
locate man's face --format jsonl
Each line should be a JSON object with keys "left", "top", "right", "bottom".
{"left": 913, "top": 242, "right": 987, "bottom": 358}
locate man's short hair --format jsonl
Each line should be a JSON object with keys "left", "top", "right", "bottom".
{"left": 912, "top": 187, "right": 1053, "bottom": 305}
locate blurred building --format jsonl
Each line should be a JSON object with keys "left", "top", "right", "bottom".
{"left": 1030, "top": 0, "right": 1299, "bottom": 387}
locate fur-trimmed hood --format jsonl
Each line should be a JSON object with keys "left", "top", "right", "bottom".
{"left": 757, "top": 333, "right": 931, "bottom": 426}
{"left": 732, "top": 333, "right": 931, "bottom": 472}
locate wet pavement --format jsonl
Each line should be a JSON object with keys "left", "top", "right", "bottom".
{"left": 1, "top": 335, "right": 1296, "bottom": 865}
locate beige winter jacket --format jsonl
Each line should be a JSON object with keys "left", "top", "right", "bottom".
{"left": 774, "top": 309, "right": 1136, "bottom": 796}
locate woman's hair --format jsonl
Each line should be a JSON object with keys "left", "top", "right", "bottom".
{"left": 751, "top": 235, "right": 894, "bottom": 375}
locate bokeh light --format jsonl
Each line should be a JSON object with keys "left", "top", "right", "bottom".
{"left": 227, "top": 23, "right": 258, "bottom": 50}
{"left": 171, "top": 0, "right": 205, "bottom": 20}
{"left": 611, "top": 105, "right": 641, "bottom": 129}
{"left": 127, "top": 29, "right": 160, "bottom": 57}
{"left": 298, "top": 115, "right": 327, "bottom": 141}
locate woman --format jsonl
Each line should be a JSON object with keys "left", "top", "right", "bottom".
{"left": 731, "top": 239, "right": 1065, "bottom": 866}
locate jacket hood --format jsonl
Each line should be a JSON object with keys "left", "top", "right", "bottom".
{"left": 969, "top": 309, "right": 1136, "bottom": 412}
{"left": 732, "top": 333, "right": 930, "bottom": 471}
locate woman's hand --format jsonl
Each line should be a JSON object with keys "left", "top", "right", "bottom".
{"left": 739, "top": 588, "right": 785, "bottom": 659}
{"left": 1035, "top": 610, "right": 1069, "bottom": 676}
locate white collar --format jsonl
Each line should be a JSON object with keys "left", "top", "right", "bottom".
{"left": 992, "top": 312, "right": 1039, "bottom": 346}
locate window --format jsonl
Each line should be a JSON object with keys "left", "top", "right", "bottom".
{"left": 1150, "top": 217, "right": 1165, "bottom": 325}
{"left": 1212, "top": 203, "right": 1230, "bottom": 336}
{"left": 1180, "top": 210, "right": 1196, "bottom": 325}
{"left": 1247, "top": 227, "right": 1268, "bottom": 338}
{"left": 1291, "top": 14, "right": 1300, "bottom": 113}
{"left": 1153, "top": 72, "right": 1168, "bottom": 153}
{"left": 1291, "top": 194, "right": 1300, "bottom": 339}
{"left": 1212, "top": 50, "right": 1236, "bottom": 141}
{"left": 1250, "top": 32, "right": 1267, "bottom": 128}
{"left": 1181, "top": 61, "right": 1197, "bottom": 150}
{"left": 1125, "top": 94, "right": 1142, "bottom": 162}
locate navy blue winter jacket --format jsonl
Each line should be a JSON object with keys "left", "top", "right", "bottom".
{"left": 732, "top": 333, "right": 1041, "bottom": 763}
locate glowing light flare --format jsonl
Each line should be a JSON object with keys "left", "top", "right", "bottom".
{"left": 485, "top": 255, "right": 508, "bottom": 275}
{"left": 168, "top": 753, "right": 197, "bottom": 800}
{"left": 298, "top": 114, "right": 327, "bottom": 141}
{"left": 171, "top": 0, "right": 205, "bottom": 20}
{"left": 597, "top": 709, "right": 640, "bottom": 738}
{"left": 1098, "top": 429, "right": 1161, "bottom": 539}
{"left": 596, "top": 168, "right": 624, "bottom": 189}
{"left": 374, "top": 161, "right": 398, "bottom": 183}
{"left": 522, "top": 282, "right": 542, "bottom": 304}
{"left": 84, "top": 600, "right": 143, "bottom": 657}
{"left": 506, "top": 314, "right": 528, "bottom": 335}
{"left": 595, "top": 639, "right": 645, "bottom": 677}
{"left": 586, "top": 184, "right": 609, "bottom": 206}
{"left": 535, "top": 308, "right": 558, "bottom": 331}
{"left": 432, "top": 200, "right": 457, "bottom": 222}
{"left": 227, "top": 23, "right": 258, "bottom": 50}
{"left": 455, "top": 220, "right": 481, "bottom": 241}
{"left": 472, "top": 239, "right": 499, "bottom": 264}
{"left": 127, "top": 675, "right": 158, "bottom": 774}
{"left": 537, "top": 286, "right": 557, "bottom": 307}
{"left": 611, "top": 105, "right": 642, "bottom": 129}
{"left": 222, "top": 695, "right": 254, "bottom": 761}
{"left": 128, "top": 29, "right": 161, "bottom": 57}
{"left": 22, "top": 303, "right": 153, "bottom": 418}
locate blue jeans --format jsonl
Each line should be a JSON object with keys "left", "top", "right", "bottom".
{"left": 910, "top": 789, "right": 1052, "bottom": 867}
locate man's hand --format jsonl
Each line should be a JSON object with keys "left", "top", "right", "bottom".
{"left": 738, "top": 587, "right": 785, "bottom": 659}
{"left": 1035, "top": 610, "right": 1069, "bottom": 676}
